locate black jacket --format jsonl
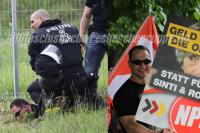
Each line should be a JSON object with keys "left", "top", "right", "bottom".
{"left": 28, "top": 19, "right": 83, "bottom": 71}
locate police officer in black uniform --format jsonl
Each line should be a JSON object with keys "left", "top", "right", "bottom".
{"left": 28, "top": 9, "right": 88, "bottom": 108}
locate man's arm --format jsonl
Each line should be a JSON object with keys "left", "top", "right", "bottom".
{"left": 119, "top": 115, "right": 174, "bottom": 133}
{"left": 119, "top": 115, "right": 157, "bottom": 133}
{"left": 28, "top": 34, "right": 41, "bottom": 71}
{"left": 79, "top": 6, "right": 92, "bottom": 39}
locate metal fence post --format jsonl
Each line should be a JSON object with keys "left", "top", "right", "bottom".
{"left": 0, "top": 0, "right": 84, "bottom": 97}
{"left": 11, "top": 0, "right": 19, "bottom": 98}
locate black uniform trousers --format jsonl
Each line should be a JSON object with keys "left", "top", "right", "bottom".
{"left": 27, "top": 65, "right": 88, "bottom": 107}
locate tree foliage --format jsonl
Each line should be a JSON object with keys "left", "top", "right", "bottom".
{"left": 108, "top": 0, "right": 200, "bottom": 67}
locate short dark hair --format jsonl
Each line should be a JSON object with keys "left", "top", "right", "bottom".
{"left": 10, "top": 98, "right": 30, "bottom": 109}
{"left": 128, "top": 45, "right": 150, "bottom": 60}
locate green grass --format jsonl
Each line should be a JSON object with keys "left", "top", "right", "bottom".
{"left": 0, "top": 33, "right": 37, "bottom": 94}
{"left": 0, "top": 98, "right": 107, "bottom": 133}
{"left": 0, "top": 32, "right": 108, "bottom": 95}
{"left": 0, "top": 98, "right": 108, "bottom": 132}
{"left": 0, "top": 33, "right": 108, "bottom": 132}
{"left": 0, "top": 0, "right": 84, "bottom": 29}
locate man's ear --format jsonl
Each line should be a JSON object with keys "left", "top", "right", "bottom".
{"left": 128, "top": 60, "right": 131, "bottom": 68}
{"left": 39, "top": 16, "right": 45, "bottom": 22}
{"left": 23, "top": 105, "right": 29, "bottom": 110}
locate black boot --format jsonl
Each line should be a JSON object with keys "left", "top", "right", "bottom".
{"left": 86, "top": 74, "right": 106, "bottom": 109}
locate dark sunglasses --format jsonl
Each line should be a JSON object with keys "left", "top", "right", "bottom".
{"left": 15, "top": 109, "right": 22, "bottom": 118}
{"left": 130, "top": 58, "right": 151, "bottom": 65}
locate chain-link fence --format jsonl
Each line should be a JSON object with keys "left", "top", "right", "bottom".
{"left": 0, "top": 0, "right": 86, "bottom": 98}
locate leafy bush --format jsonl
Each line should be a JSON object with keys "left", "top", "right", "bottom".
{"left": 108, "top": 0, "right": 200, "bottom": 67}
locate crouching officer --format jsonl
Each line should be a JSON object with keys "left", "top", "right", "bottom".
{"left": 27, "top": 9, "right": 89, "bottom": 108}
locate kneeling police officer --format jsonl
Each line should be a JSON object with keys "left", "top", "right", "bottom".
{"left": 28, "top": 9, "right": 90, "bottom": 109}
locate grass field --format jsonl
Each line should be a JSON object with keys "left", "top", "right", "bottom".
{"left": 0, "top": 99, "right": 107, "bottom": 133}
{"left": 0, "top": 33, "right": 108, "bottom": 133}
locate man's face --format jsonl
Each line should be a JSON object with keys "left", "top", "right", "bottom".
{"left": 30, "top": 15, "right": 42, "bottom": 31}
{"left": 129, "top": 49, "right": 151, "bottom": 80}
{"left": 182, "top": 54, "right": 200, "bottom": 77}
{"left": 10, "top": 105, "right": 30, "bottom": 118}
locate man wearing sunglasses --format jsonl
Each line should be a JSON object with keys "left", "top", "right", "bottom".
{"left": 112, "top": 45, "right": 174, "bottom": 133}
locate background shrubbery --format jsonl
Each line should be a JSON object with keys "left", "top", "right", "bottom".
{"left": 108, "top": 0, "right": 200, "bottom": 67}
